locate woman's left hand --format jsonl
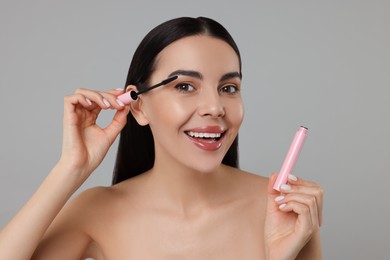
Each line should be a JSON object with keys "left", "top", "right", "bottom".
{"left": 264, "top": 173, "right": 323, "bottom": 260}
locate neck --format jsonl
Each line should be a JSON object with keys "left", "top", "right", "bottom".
{"left": 146, "top": 152, "right": 228, "bottom": 215}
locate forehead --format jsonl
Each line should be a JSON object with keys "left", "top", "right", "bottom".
{"left": 153, "top": 35, "right": 240, "bottom": 78}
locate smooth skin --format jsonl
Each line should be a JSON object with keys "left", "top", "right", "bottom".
{"left": 0, "top": 36, "right": 323, "bottom": 259}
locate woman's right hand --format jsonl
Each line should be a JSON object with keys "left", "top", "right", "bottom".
{"left": 0, "top": 88, "right": 129, "bottom": 260}
{"left": 59, "top": 88, "right": 129, "bottom": 181}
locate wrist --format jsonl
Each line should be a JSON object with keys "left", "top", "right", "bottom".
{"left": 51, "top": 160, "right": 91, "bottom": 190}
{"left": 265, "top": 248, "right": 297, "bottom": 260}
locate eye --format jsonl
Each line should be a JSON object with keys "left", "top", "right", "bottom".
{"left": 220, "top": 85, "right": 239, "bottom": 94}
{"left": 174, "top": 83, "right": 196, "bottom": 93}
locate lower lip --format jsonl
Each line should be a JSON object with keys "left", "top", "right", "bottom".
{"left": 186, "top": 134, "right": 225, "bottom": 151}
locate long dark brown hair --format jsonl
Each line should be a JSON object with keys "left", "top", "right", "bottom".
{"left": 112, "top": 17, "right": 242, "bottom": 185}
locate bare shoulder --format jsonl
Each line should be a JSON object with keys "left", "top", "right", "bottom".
{"left": 220, "top": 166, "right": 270, "bottom": 232}
{"left": 71, "top": 172, "right": 147, "bottom": 204}
{"left": 221, "top": 165, "right": 269, "bottom": 205}
{"left": 67, "top": 180, "right": 139, "bottom": 218}
{"left": 225, "top": 165, "right": 268, "bottom": 191}
{"left": 32, "top": 186, "right": 121, "bottom": 258}
{"left": 54, "top": 186, "right": 119, "bottom": 229}
{"left": 68, "top": 174, "right": 151, "bottom": 222}
{"left": 65, "top": 186, "right": 115, "bottom": 212}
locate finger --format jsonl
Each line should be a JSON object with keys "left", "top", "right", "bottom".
{"left": 267, "top": 173, "right": 280, "bottom": 197}
{"left": 63, "top": 93, "right": 96, "bottom": 114}
{"left": 66, "top": 92, "right": 103, "bottom": 115}
{"left": 99, "top": 91, "right": 126, "bottom": 110}
{"left": 75, "top": 88, "right": 114, "bottom": 109}
{"left": 287, "top": 174, "right": 319, "bottom": 188}
{"left": 280, "top": 182, "right": 324, "bottom": 226}
{"left": 278, "top": 201, "right": 316, "bottom": 241}
{"left": 275, "top": 193, "right": 320, "bottom": 231}
{"left": 93, "top": 88, "right": 128, "bottom": 109}
{"left": 64, "top": 93, "right": 91, "bottom": 105}
{"left": 103, "top": 88, "right": 125, "bottom": 95}
{"left": 62, "top": 94, "right": 103, "bottom": 133}
{"left": 103, "top": 107, "right": 129, "bottom": 144}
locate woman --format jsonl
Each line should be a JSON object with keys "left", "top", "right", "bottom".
{"left": 0, "top": 17, "right": 323, "bottom": 259}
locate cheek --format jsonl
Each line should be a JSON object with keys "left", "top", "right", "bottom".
{"left": 146, "top": 96, "right": 244, "bottom": 131}
{"left": 147, "top": 98, "right": 193, "bottom": 129}
{"left": 226, "top": 100, "right": 245, "bottom": 128}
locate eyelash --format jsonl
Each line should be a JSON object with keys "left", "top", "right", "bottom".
{"left": 220, "top": 85, "right": 239, "bottom": 94}
{"left": 174, "top": 83, "right": 240, "bottom": 94}
{"left": 174, "top": 83, "right": 195, "bottom": 93}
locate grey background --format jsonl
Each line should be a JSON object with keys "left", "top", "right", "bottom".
{"left": 1, "top": 0, "right": 389, "bottom": 259}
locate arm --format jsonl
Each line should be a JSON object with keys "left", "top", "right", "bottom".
{"left": 32, "top": 186, "right": 107, "bottom": 259}
{"left": 0, "top": 163, "right": 86, "bottom": 259}
{"left": 0, "top": 88, "right": 128, "bottom": 259}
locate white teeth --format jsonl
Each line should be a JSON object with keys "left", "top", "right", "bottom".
{"left": 187, "top": 131, "right": 221, "bottom": 138}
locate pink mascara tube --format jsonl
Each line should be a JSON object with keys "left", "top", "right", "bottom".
{"left": 273, "top": 126, "right": 308, "bottom": 191}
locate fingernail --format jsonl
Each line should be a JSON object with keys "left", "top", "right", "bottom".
{"left": 85, "top": 98, "right": 92, "bottom": 106}
{"left": 275, "top": 195, "right": 285, "bottom": 202}
{"left": 103, "top": 98, "right": 110, "bottom": 107}
{"left": 116, "top": 99, "right": 125, "bottom": 107}
{"left": 116, "top": 88, "right": 124, "bottom": 91}
{"left": 288, "top": 174, "right": 298, "bottom": 181}
{"left": 281, "top": 184, "right": 291, "bottom": 191}
{"left": 279, "top": 203, "right": 287, "bottom": 209}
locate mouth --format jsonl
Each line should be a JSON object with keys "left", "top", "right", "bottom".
{"left": 184, "top": 131, "right": 224, "bottom": 141}
{"left": 184, "top": 128, "right": 226, "bottom": 151}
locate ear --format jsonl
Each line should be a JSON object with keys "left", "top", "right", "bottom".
{"left": 125, "top": 85, "right": 149, "bottom": 126}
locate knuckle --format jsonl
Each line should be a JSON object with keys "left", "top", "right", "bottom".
{"left": 63, "top": 94, "right": 74, "bottom": 102}
{"left": 316, "top": 187, "right": 324, "bottom": 199}
{"left": 75, "top": 87, "right": 85, "bottom": 93}
{"left": 302, "top": 205, "right": 310, "bottom": 215}
{"left": 308, "top": 196, "right": 317, "bottom": 206}
{"left": 290, "top": 184, "right": 299, "bottom": 192}
{"left": 64, "top": 93, "right": 84, "bottom": 103}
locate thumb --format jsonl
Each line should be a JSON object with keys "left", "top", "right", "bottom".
{"left": 267, "top": 173, "right": 280, "bottom": 197}
{"left": 103, "top": 107, "right": 129, "bottom": 144}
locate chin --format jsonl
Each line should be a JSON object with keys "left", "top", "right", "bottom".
{"left": 187, "top": 159, "right": 224, "bottom": 175}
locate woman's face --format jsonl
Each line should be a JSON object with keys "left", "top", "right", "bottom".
{"left": 138, "top": 35, "right": 243, "bottom": 173}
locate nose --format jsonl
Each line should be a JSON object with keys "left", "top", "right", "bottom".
{"left": 197, "top": 88, "right": 225, "bottom": 118}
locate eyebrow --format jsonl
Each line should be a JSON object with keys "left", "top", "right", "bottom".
{"left": 220, "top": 72, "right": 242, "bottom": 82}
{"left": 168, "top": 70, "right": 203, "bottom": 80}
{"left": 168, "top": 70, "right": 242, "bottom": 82}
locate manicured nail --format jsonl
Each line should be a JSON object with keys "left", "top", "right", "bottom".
{"left": 281, "top": 184, "right": 291, "bottom": 191}
{"left": 288, "top": 174, "right": 298, "bottom": 181}
{"left": 116, "top": 99, "right": 125, "bottom": 107}
{"left": 116, "top": 88, "right": 124, "bottom": 91}
{"left": 103, "top": 98, "right": 110, "bottom": 107}
{"left": 85, "top": 98, "right": 92, "bottom": 106}
{"left": 275, "top": 195, "right": 285, "bottom": 202}
{"left": 279, "top": 203, "right": 287, "bottom": 209}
